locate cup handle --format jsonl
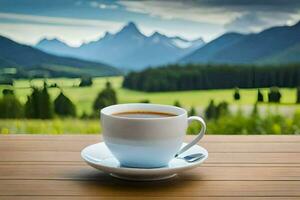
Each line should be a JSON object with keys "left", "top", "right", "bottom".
{"left": 175, "top": 116, "right": 206, "bottom": 157}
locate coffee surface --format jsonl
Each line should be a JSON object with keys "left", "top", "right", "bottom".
{"left": 112, "top": 111, "right": 177, "bottom": 118}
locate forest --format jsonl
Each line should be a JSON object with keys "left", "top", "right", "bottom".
{"left": 123, "top": 64, "right": 300, "bottom": 92}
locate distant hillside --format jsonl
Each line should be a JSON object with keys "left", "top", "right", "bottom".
{"left": 36, "top": 22, "right": 205, "bottom": 70}
{"left": 180, "top": 33, "right": 245, "bottom": 63}
{"left": 0, "top": 36, "right": 121, "bottom": 78}
{"left": 180, "top": 21, "right": 300, "bottom": 64}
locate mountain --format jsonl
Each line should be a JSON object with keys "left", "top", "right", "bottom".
{"left": 0, "top": 36, "right": 121, "bottom": 78}
{"left": 180, "top": 33, "right": 245, "bottom": 63}
{"left": 36, "top": 22, "right": 205, "bottom": 70}
{"left": 180, "top": 21, "right": 300, "bottom": 64}
{"left": 36, "top": 38, "right": 75, "bottom": 57}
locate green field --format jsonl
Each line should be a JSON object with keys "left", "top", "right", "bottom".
{"left": 1, "top": 76, "right": 300, "bottom": 134}
{"left": 0, "top": 76, "right": 299, "bottom": 116}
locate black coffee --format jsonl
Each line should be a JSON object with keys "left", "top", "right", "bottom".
{"left": 113, "top": 111, "right": 177, "bottom": 118}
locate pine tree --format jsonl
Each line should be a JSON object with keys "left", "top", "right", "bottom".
{"left": 233, "top": 87, "right": 240, "bottom": 101}
{"left": 93, "top": 81, "right": 117, "bottom": 113}
{"left": 40, "top": 84, "right": 53, "bottom": 119}
{"left": 205, "top": 100, "right": 217, "bottom": 120}
{"left": 257, "top": 89, "right": 264, "bottom": 102}
{"left": 24, "top": 83, "right": 53, "bottom": 119}
{"left": 54, "top": 92, "right": 76, "bottom": 117}
{"left": 268, "top": 87, "right": 281, "bottom": 103}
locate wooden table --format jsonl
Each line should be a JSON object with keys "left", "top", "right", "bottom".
{"left": 0, "top": 135, "right": 300, "bottom": 199}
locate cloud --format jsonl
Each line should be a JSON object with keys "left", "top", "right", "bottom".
{"left": 0, "top": 12, "right": 122, "bottom": 28}
{"left": 118, "top": 1, "right": 240, "bottom": 25}
{"left": 89, "top": 1, "right": 118, "bottom": 10}
{"left": 225, "top": 11, "right": 300, "bottom": 33}
{"left": 0, "top": 12, "right": 123, "bottom": 46}
{"left": 119, "top": 0, "right": 300, "bottom": 32}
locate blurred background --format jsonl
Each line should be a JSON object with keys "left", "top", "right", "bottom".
{"left": 0, "top": 0, "right": 300, "bottom": 134}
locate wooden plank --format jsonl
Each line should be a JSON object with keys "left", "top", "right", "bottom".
{"left": 1, "top": 197, "right": 299, "bottom": 200}
{"left": 0, "top": 165, "right": 300, "bottom": 181}
{"left": 1, "top": 140, "right": 300, "bottom": 152}
{"left": 1, "top": 161, "right": 300, "bottom": 167}
{"left": 0, "top": 180, "right": 299, "bottom": 197}
{"left": 1, "top": 151, "right": 299, "bottom": 164}
{"left": 1, "top": 135, "right": 300, "bottom": 142}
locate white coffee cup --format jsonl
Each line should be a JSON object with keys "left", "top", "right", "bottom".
{"left": 101, "top": 103, "right": 206, "bottom": 168}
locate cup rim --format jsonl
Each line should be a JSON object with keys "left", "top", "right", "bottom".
{"left": 101, "top": 103, "right": 187, "bottom": 120}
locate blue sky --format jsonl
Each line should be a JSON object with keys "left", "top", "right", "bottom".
{"left": 0, "top": 0, "right": 299, "bottom": 46}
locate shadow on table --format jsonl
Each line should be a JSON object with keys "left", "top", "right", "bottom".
{"left": 72, "top": 168, "right": 185, "bottom": 190}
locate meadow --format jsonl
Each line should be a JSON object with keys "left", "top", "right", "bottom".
{"left": 0, "top": 76, "right": 299, "bottom": 134}
{"left": 0, "top": 76, "right": 299, "bottom": 115}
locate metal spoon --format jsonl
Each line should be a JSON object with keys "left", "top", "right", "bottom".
{"left": 177, "top": 153, "right": 205, "bottom": 163}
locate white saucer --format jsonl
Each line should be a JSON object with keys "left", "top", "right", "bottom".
{"left": 81, "top": 142, "right": 208, "bottom": 181}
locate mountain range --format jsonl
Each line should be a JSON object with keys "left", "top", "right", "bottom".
{"left": 1, "top": 21, "right": 300, "bottom": 79}
{"left": 180, "top": 21, "right": 300, "bottom": 64}
{"left": 36, "top": 22, "right": 205, "bottom": 70}
{"left": 0, "top": 36, "right": 120, "bottom": 78}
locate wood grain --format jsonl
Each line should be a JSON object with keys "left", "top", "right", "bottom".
{"left": 0, "top": 180, "right": 300, "bottom": 197}
{"left": 1, "top": 135, "right": 300, "bottom": 142}
{"left": 1, "top": 197, "right": 300, "bottom": 200}
{"left": 1, "top": 140, "right": 300, "bottom": 152}
{"left": 0, "top": 164, "right": 300, "bottom": 181}
{"left": 1, "top": 151, "right": 299, "bottom": 164}
{"left": 0, "top": 135, "right": 299, "bottom": 198}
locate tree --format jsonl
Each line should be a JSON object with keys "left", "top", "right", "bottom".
{"left": 0, "top": 94, "right": 23, "bottom": 118}
{"left": 24, "top": 83, "right": 53, "bottom": 119}
{"left": 54, "top": 92, "right": 76, "bottom": 117}
{"left": 297, "top": 87, "right": 300, "bottom": 104}
{"left": 268, "top": 87, "right": 281, "bottom": 103}
{"left": 257, "top": 89, "right": 264, "bottom": 102}
{"left": 40, "top": 83, "right": 53, "bottom": 119}
{"left": 188, "top": 106, "right": 197, "bottom": 116}
{"left": 174, "top": 100, "right": 182, "bottom": 108}
{"left": 93, "top": 81, "right": 117, "bottom": 113}
{"left": 79, "top": 76, "right": 93, "bottom": 87}
{"left": 205, "top": 100, "right": 217, "bottom": 120}
{"left": 233, "top": 87, "right": 240, "bottom": 101}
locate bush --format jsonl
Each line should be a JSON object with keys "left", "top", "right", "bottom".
{"left": 188, "top": 107, "right": 299, "bottom": 135}
{"left": 79, "top": 76, "right": 93, "bottom": 87}
{"left": 54, "top": 92, "right": 76, "bottom": 117}
{"left": 257, "top": 89, "right": 264, "bottom": 102}
{"left": 233, "top": 87, "right": 240, "bottom": 101}
{"left": 140, "top": 99, "right": 150, "bottom": 103}
{"left": 93, "top": 81, "right": 117, "bottom": 113}
{"left": 0, "top": 94, "right": 23, "bottom": 118}
{"left": 174, "top": 100, "right": 182, "bottom": 108}
{"left": 268, "top": 87, "right": 281, "bottom": 103}
{"left": 2, "top": 89, "right": 14, "bottom": 96}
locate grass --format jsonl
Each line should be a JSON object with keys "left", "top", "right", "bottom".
{"left": 0, "top": 119, "right": 100, "bottom": 134}
{"left": 0, "top": 76, "right": 299, "bottom": 116}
